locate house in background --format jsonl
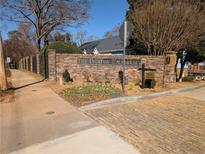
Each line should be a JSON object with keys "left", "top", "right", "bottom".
{"left": 80, "top": 36, "right": 123, "bottom": 55}
{"left": 189, "top": 62, "right": 205, "bottom": 75}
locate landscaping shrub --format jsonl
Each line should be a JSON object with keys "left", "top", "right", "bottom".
{"left": 47, "top": 41, "right": 82, "bottom": 54}
{"left": 127, "top": 82, "right": 136, "bottom": 90}
{"left": 182, "top": 76, "right": 194, "bottom": 82}
{"left": 61, "top": 84, "right": 121, "bottom": 106}
{"left": 63, "top": 69, "right": 73, "bottom": 82}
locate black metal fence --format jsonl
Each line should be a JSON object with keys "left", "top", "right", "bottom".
{"left": 39, "top": 51, "right": 49, "bottom": 78}
{"left": 19, "top": 52, "right": 49, "bottom": 78}
{"left": 32, "top": 56, "right": 37, "bottom": 73}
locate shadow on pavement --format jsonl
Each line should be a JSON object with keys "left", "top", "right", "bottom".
{"left": 10, "top": 79, "right": 46, "bottom": 90}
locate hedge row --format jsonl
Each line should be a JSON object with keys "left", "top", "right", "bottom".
{"left": 43, "top": 41, "right": 82, "bottom": 54}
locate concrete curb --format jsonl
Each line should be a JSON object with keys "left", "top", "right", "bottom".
{"left": 79, "top": 84, "right": 205, "bottom": 111}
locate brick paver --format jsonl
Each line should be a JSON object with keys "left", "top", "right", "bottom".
{"left": 86, "top": 94, "right": 205, "bottom": 154}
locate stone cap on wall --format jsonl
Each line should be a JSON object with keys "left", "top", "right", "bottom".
{"left": 165, "top": 51, "right": 177, "bottom": 55}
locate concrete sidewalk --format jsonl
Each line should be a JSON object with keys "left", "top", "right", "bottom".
{"left": 0, "top": 70, "right": 139, "bottom": 154}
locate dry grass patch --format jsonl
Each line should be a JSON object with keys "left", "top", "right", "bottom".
{"left": 0, "top": 90, "right": 14, "bottom": 104}
{"left": 123, "top": 81, "right": 203, "bottom": 96}
{"left": 0, "top": 69, "right": 14, "bottom": 104}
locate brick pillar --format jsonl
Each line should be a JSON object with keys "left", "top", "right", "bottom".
{"left": 23, "top": 58, "right": 25, "bottom": 69}
{"left": 0, "top": 33, "right": 7, "bottom": 90}
{"left": 36, "top": 53, "right": 40, "bottom": 74}
{"left": 20, "top": 59, "right": 22, "bottom": 69}
{"left": 164, "top": 51, "right": 177, "bottom": 83}
{"left": 22, "top": 58, "right": 25, "bottom": 69}
{"left": 28, "top": 56, "right": 30, "bottom": 71}
{"left": 30, "top": 55, "right": 33, "bottom": 72}
{"left": 24, "top": 57, "right": 27, "bottom": 70}
{"left": 21, "top": 59, "right": 23, "bottom": 69}
{"left": 48, "top": 49, "right": 56, "bottom": 80}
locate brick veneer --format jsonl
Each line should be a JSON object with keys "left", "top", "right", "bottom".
{"left": 48, "top": 50, "right": 177, "bottom": 85}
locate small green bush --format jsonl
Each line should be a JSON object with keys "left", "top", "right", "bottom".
{"left": 63, "top": 70, "right": 73, "bottom": 82}
{"left": 182, "top": 76, "right": 194, "bottom": 82}
{"left": 47, "top": 41, "right": 82, "bottom": 54}
{"left": 127, "top": 82, "right": 136, "bottom": 90}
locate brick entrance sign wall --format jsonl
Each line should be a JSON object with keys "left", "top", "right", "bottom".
{"left": 48, "top": 49, "right": 176, "bottom": 85}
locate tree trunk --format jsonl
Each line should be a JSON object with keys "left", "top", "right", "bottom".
{"left": 175, "top": 55, "right": 179, "bottom": 82}
{"left": 44, "top": 34, "right": 49, "bottom": 47}
{"left": 36, "top": 39, "right": 41, "bottom": 52}
{"left": 177, "top": 61, "right": 186, "bottom": 82}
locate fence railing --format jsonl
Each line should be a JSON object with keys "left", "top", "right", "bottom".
{"left": 18, "top": 51, "right": 48, "bottom": 78}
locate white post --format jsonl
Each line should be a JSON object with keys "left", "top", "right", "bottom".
{"left": 0, "top": 32, "right": 8, "bottom": 90}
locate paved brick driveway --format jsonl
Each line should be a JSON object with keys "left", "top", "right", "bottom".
{"left": 86, "top": 93, "right": 205, "bottom": 154}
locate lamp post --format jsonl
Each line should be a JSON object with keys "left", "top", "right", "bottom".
{"left": 122, "top": 21, "right": 127, "bottom": 95}
{"left": 119, "top": 20, "right": 133, "bottom": 95}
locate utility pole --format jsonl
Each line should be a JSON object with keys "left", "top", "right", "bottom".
{"left": 122, "top": 21, "right": 127, "bottom": 95}
{"left": 0, "top": 32, "right": 8, "bottom": 90}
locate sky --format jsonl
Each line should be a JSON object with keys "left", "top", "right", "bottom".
{"left": 0, "top": 0, "right": 129, "bottom": 40}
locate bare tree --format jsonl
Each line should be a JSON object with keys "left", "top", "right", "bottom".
{"left": 54, "top": 32, "right": 65, "bottom": 42}
{"left": 0, "top": 0, "right": 90, "bottom": 52}
{"left": 3, "top": 31, "right": 36, "bottom": 63}
{"left": 18, "top": 23, "right": 34, "bottom": 42}
{"left": 127, "top": 0, "right": 205, "bottom": 55}
{"left": 75, "top": 31, "right": 87, "bottom": 46}
{"left": 7, "top": 30, "right": 24, "bottom": 40}
{"left": 64, "top": 32, "right": 71, "bottom": 43}
{"left": 103, "top": 25, "right": 120, "bottom": 38}
{"left": 75, "top": 31, "right": 99, "bottom": 46}
{"left": 86, "top": 35, "right": 99, "bottom": 42}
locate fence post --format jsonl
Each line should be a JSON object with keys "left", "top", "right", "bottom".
{"left": 30, "top": 55, "right": 33, "bottom": 72}
{"left": 24, "top": 58, "right": 26, "bottom": 69}
{"left": 36, "top": 53, "right": 40, "bottom": 74}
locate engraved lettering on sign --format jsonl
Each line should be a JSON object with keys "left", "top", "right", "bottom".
{"left": 78, "top": 58, "right": 140, "bottom": 66}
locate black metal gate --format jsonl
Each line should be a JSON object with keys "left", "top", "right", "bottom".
{"left": 28, "top": 58, "right": 31, "bottom": 71}
{"left": 39, "top": 51, "right": 49, "bottom": 78}
{"left": 32, "top": 56, "right": 37, "bottom": 73}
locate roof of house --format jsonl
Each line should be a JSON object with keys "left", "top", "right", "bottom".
{"left": 80, "top": 36, "right": 123, "bottom": 54}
